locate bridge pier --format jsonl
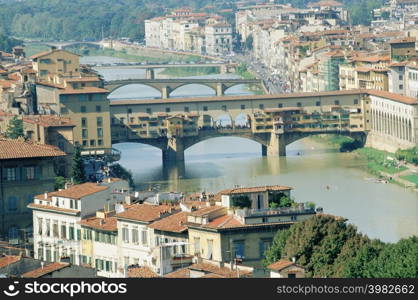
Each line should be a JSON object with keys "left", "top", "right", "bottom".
{"left": 267, "top": 133, "right": 286, "bottom": 156}
{"left": 162, "top": 137, "right": 185, "bottom": 162}
{"left": 162, "top": 86, "right": 171, "bottom": 99}
{"left": 216, "top": 83, "right": 225, "bottom": 96}
{"left": 145, "top": 68, "right": 155, "bottom": 80}
{"left": 262, "top": 145, "right": 267, "bottom": 156}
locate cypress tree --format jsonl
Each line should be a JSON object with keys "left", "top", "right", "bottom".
{"left": 5, "top": 116, "right": 24, "bottom": 139}
{"left": 71, "top": 146, "right": 86, "bottom": 184}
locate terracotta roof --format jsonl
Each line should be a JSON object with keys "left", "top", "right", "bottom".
{"left": 60, "top": 87, "right": 109, "bottom": 95}
{"left": 368, "top": 90, "right": 418, "bottom": 105}
{"left": 0, "top": 255, "right": 21, "bottom": 268}
{"left": 8, "top": 74, "right": 20, "bottom": 81}
{"left": 148, "top": 211, "right": 188, "bottom": 233}
{"left": 355, "top": 67, "right": 372, "bottom": 72}
{"left": 0, "top": 139, "right": 66, "bottom": 160}
{"left": 65, "top": 77, "right": 100, "bottom": 82}
{"left": 22, "top": 262, "right": 69, "bottom": 278}
{"left": 29, "top": 51, "right": 52, "bottom": 59}
{"left": 164, "top": 267, "right": 190, "bottom": 278}
{"left": 389, "top": 61, "right": 408, "bottom": 67}
{"left": 389, "top": 37, "right": 416, "bottom": 44}
{"left": 30, "top": 49, "right": 81, "bottom": 60}
{"left": 351, "top": 55, "right": 390, "bottom": 63}
{"left": 22, "top": 68, "right": 36, "bottom": 74}
{"left": 23, "top": 115, "right": 75, "bottom": 128}
{"left": 27, "top": 203, "right": 80, "bottom": 215}
{"left": 128, "top": 266, "right": 159, "bottom": 278}
{"left": 0, "top": 80, "right": 15, "bottom": 88}
{"left": 267, "top": 259, "right": 295, "bottom": 271}
{"left": 189, "top": 206, "right": 224, "bottom": 217}
{"left": 117, "top": 204, "right": 177, "bottom": 223}
{"left": 220, "top": 185, "right": 292, "bottom": 195}
{"left": 79, "top": 216, "right": 117, "bottom": 231}
{"left": 35, "top": 183, "right": 109, "bottom": 201}
{"left": 164, "top": 263, "right": 252, "bottom": 278}
{"left": 36, "top": 81, "right": 64, "bottom": 89}
{"left": 110, "top": 89, "right": 418, "bottom": 107}
{"left": 324, "top": 50, "right": 345, "bottom": 57}
{"left": 0, "top": 51, "right": 13, "bottom": 57}
{"left": 202, "top": 214, "right": 244, "bottom": 229}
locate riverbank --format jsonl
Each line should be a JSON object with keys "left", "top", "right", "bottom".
{"left": 311, "top": 135, "right": 418, "bottom": 190}
{"left": 159, "top": 66, "right": 219, "bottom": 77}
{"left": 355, "top": 148, "right": 417, "bottom": 190}
{"left": 24, "top": 43, "right": 206, "bottom": 64}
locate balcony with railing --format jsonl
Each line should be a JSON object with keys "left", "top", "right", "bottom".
{"left": 234, "top": 205, "right": 316, "bottom": 224}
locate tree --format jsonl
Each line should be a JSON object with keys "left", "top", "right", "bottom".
{"left": 71, "top": 146, "right": 86, "bottom": 184}
{"left": 109, "top": 163, "right": 135, "bottom": 188}
{"left": 231, "top": 195, "right": 251, "bottom": 208}
{"left": 244, "top": 34, "right": 253, "bottom": 51}
{"left": 263, "top": 214, "right": 418, "bottom": 278}
{"left": 269, "top": 192, "right": 294, "bottom": 208}
{"left": 0, "top": 34, "right": 22, "bottom": 52}
{"left": 54, "top": 176, "right": 67, "bottom": 190}
{"left": 5, "top": 116, "right": 24, "bottom": 139}
{"left": 264, "top": 228, "right": 291, "bottom": 267}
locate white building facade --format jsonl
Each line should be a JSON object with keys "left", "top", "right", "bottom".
{"left": 29, "top": 179, "right": 129, "bottom": 266}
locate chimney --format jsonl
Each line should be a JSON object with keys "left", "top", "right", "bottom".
{"left": 44, "top": 192, "right": 48, "bottom": 200}
{"left": 292, "top": 257, "right": 296, "bottom": 263}
{"left": 108, "top": 178, "right": 111, "bottom": 183}
{"left": 41, "top": 261, "right": 44, "bottom": 270}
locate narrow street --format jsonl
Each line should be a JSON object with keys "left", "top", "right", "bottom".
{"left": 233, "top": 53, "right": 284, "bottom": 94}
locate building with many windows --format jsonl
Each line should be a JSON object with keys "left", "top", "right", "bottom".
{"left": 204, "top": 22, "right": 233, "bottom": 56}
{"left": 0, "top": 138, "right": 66, "bottom": 242}
{"left": 29, "top": 183, "right": 317, "bottom": 276}
{"left": 28, "top": 178, "right": 129, "bottom": 265}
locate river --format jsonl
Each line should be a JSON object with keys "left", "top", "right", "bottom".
{"left": 82, "top": 56, "right": 418, "bottom": 243}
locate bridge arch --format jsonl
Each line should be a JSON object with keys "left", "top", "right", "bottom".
{"left": 108, "top": 83, "right": 162, "bottom": 99}
{"left": 169, "top": 83, "right": 217, "bottom": 97}
{"left": 183, "top": 133, "right": 268, "bottom": 151}
{"left": 223, "top": 83, "right": 251, "bottom": 95}
{"left": 284, "top": 131, "right": 368, "bottom": 148}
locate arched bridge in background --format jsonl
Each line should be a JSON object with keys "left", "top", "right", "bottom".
{"left": 25, "top": 40, "right": 103, "bottom": 50}
{"left": 104, "top": 78, "right": 263, "bottom": 98}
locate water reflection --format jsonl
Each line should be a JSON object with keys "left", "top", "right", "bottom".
{"left": 114, "top": 138, "right": 417, "bottom": 243}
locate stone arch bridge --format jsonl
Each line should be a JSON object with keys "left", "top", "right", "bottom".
{"left": 109, "top": 90, "right": 372, "bottom": 162}
{"left": 104, "top": 78, "right": 263, "bottom": 99}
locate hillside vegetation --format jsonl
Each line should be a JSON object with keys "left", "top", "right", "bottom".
{"left": 0, "top": 0, "right": 385, "bottom": 42}
{"left": 264, "top": 215, "right": 418, "bottom": 278}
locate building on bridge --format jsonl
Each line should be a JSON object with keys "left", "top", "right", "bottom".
{"left": 109, "top": 90, "right": 372, "bottom": 162}
{"left": 109, "top": 89, "right": 418, "bottom": 161}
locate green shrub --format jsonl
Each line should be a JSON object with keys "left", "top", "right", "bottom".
{"left": 231, "top": 195, "right": 252, "bottom": 209}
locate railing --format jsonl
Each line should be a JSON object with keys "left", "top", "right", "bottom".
{"left": 235, "top": 206, "right": 315, "bottom": 218}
